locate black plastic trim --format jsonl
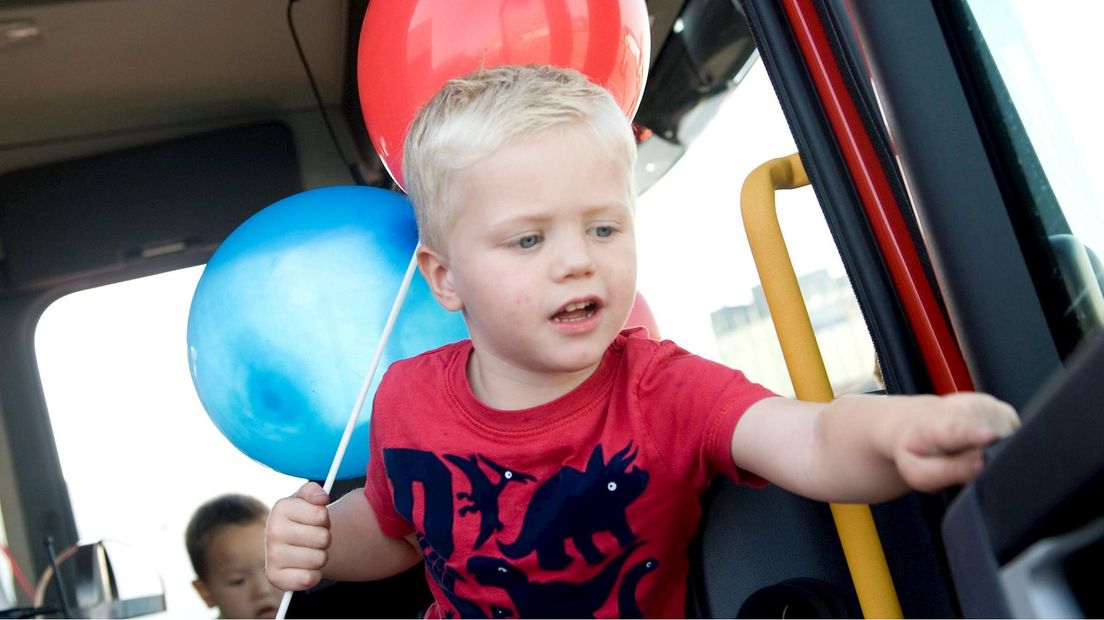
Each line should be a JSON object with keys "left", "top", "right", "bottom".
{"left": 944, "top": 334, "right": 1104, "bottom": 616}
{"left": 845, "top": 0, "right": 1061, "bottom": 410}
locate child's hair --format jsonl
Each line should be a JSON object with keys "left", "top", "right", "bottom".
{"left": 403, "top": 64, "right": 638, "bottom": 252}
{"left": 185, "top": 493, "right": 269, "bottom": 580}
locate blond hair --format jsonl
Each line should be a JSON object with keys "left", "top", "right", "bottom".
{"left": 403, "top": 64, "right": 637, "bottom": 252}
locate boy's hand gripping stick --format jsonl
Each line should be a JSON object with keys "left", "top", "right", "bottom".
{"left": 275, "top": 246, "right": 421, "bottom": 620}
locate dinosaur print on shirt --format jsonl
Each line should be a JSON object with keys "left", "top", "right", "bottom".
{"left": 445, "top": 454, "right": 536, "bottom": 549}
{"left": 497, "top": 443, "right": 649, "bottom": 570}
{"left": 381, "top": 443, "right": 653, "bottom": 617}
{"left": 467, "top": 543, "right": 643, "bottom": 618}
{"left": 618, "top": 557, "right": 659, "bottom": 618}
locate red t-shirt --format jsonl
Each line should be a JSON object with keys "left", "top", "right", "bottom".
{"left": 365, "top": 329, "right": 774, "bottom": 618}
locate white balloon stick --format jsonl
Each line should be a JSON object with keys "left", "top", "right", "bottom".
{"left": 276, "top": 244, "right": 421, "bottom": 620}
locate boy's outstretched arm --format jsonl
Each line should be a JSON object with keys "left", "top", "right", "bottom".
{"left": 265, "top": 481, "right": 422, "bottom": 591}
{"left": 730, "top": 392, "right": 1020, "bottom": 504}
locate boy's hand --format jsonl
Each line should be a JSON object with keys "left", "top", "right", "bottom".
{"left": 265, "top": 481, "right": 333, "bottom": 592}
{"left": 894, "top": 392, "right": 1019, "bottom": 492}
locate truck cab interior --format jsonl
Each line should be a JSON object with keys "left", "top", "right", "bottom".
{"left": 2, "top": 0, "right": 1101, "bottom": 618}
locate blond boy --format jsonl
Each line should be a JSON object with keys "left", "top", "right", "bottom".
{"left": 265, "top": 65, "right": 1018, "bottom": 618}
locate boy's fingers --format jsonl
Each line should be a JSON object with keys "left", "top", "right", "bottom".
{"left": 267, "top": 566, "right": 323, "bottom": 593}
{"left": 931, "top": 419, "right": 997, "bottom": 454}
{"left": 269, "top": 518, "right": 332, "bottom": 550}
{"left": 949, "top": 393, "right": 1020, "bottom": 435}
{"left": 294, "top": 481, "right": 330, "bottom": 506}
{"left": 988, "top": 399, "right": 1020, "bottom": 436}
{"left": 266, "top": 536, "right": 329, "bottom": 592}
{"left": 905, "top": 419, "right": 987, "bottom": 458}
{"left": 269, "top": 542, "right": 329, "bottom": 572}
{"left": 264, "top": 485, "right": 333, "bottom": 594}
{"left": 900, "top": 449, "right": 985, "bottom": 492}
{"left": 915, "top": 395, "right": 1020, "bottom": 456}
{"left": 302, "top": 521, "right": 332, "bottom": 550}
{"left": 278, "top": 499, "right": 331, "bottom": 528}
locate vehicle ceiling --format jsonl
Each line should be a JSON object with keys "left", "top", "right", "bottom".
{"left": 0, "top": 0, "right": 357, "bottom": 178}
{"left": 0, "top": 0, "right": 693, "bottom": 180}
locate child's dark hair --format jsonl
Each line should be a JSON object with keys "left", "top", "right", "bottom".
{"left": 185, "top": 493, "right": 269, "bottom": 580}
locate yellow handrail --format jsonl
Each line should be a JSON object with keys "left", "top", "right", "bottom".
{"left": 740, "top": 152, "right": 903, "bottom": 619}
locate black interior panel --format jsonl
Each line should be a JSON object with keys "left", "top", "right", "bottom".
{"left": 0, "top": 123, "right": 301, "bottom": 293}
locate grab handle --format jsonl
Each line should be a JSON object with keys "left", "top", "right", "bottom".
{"left": 741, "top": 152, "right": 903, "bottom": 619}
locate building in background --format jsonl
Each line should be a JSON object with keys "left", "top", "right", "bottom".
{"left": 711, "top": 270, "right": 880, "bottom": 397}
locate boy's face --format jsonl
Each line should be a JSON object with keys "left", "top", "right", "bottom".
{"left": 192, "top": 521, "right": 281, "bottom": 619}
{"left": 422, "top": 125, "right": 637, "bottom": 386}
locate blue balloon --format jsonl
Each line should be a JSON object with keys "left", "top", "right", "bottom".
{"left": 187, "top": 186, "right": 467, "bottom": 480}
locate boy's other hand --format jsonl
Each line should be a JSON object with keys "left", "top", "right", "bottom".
{"left": 895, "top": 392, "right": 1019, "bottom": 492}
{"left": 265, "top": 482, "right": 333, "bottom": 592}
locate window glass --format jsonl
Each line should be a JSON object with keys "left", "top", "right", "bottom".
{"left": 35, "top": 266, "right": 302, "bottom": 618}
{"left": 965, "top": 0, "right": 1104, "bottom": 348}
{"left": 636, "top": 60, "right": 879, "bottom": 396}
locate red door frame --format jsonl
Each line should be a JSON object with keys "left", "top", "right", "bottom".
{"left": 780, "top": 0, "right": 974, "bottom": 393}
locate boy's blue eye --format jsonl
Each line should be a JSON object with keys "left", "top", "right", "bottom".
{"left": 517, "top": 234, "right": 540, "bottom": 249}
{"left": 592, "top": 225, "right": 614, "bottom": 238}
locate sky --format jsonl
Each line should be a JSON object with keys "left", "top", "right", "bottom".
{"left": 635, "top": 59, "right": 842, "bottom": 360}
{"left": 15, "top": 2, "right": 1104, "bottom": 614}
{"left": 33, "top": 265, "right": 301, "bottom": 617}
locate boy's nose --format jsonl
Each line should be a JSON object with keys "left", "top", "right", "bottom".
{"left": 552, "top": 235, "right": 596, "bottom": 280}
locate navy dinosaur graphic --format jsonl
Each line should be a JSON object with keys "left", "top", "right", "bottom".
{"left": 618, "top": 557, "right": 659, "bottom": 618}
{"left": 417, "top": 533, "right": 513, "bottom": 619}
{"left": 498, "top": 443, "right": 649, "bottom": 569}
{"left": 468, "top": 543, "right": 642, "bottom": 618}
{"left": 445, "top": 454, "right": 536, "bottom": 549}
{"left": 384, "top": 448, "right": 455, "bottom": 559}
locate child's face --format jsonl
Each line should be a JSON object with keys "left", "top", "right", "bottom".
{"left": 430, "top": 125, "right": 637, "bottom": 385}
{"left": 192, "top": 521, "right": 281, "bottom": 619}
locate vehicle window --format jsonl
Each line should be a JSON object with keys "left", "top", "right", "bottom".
{"left": 635, "top": 59, "right": 879, "bottom": 397}
{"left": 960, "top": 0, "right": 1104, "bottom": 353}
{"left": 35, "top": 267, "right": 302, "bottom": 618}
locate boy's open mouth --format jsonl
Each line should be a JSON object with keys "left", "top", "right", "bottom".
{"left": 552, "top": 300, "right": 599, "bottom": 322}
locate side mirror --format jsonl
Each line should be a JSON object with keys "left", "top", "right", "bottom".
{"left": 36, "top": 541, "right": 165, "bottom": 618}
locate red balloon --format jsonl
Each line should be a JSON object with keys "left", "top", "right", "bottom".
{"left": 624, "top": 291, "right": 660, "bottom": 339}
{"left": 357, "top": 0, "right": 651, "bottom": 189}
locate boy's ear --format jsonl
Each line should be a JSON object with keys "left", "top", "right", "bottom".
{"left": 417, "top": 245, "right": 464, "bottom": 312}
{"left": 192, "top": 578, "right": 216, "bottom": 609}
